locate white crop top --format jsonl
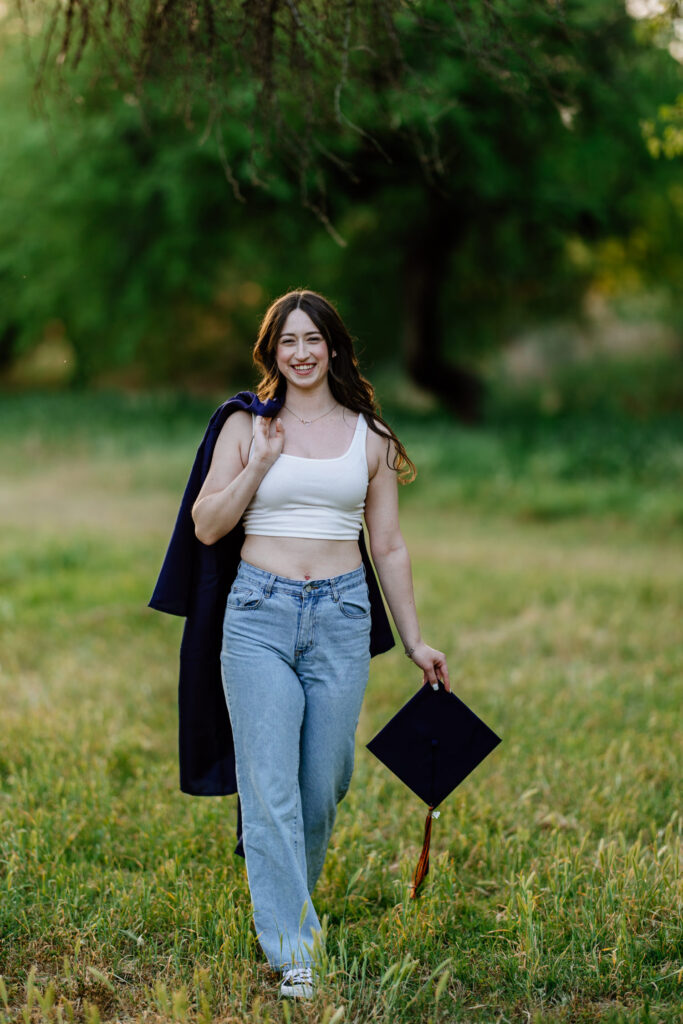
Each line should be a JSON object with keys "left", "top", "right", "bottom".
{"left": 242, "top": 413, "right": 369, "bottom": 540}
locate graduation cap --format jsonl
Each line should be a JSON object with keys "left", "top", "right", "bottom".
{"left": 366, "top": 682, "right": 501, "bottom": 898}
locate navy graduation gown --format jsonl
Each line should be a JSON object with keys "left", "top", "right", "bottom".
{"left": 149, "top": 391, "right": 395, "bottom": 856}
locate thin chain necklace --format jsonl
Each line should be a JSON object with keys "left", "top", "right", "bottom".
{"left": 284, "top": 401, "right": 338, "bottom": 426}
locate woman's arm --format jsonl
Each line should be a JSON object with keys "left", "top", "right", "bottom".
{"left": 192, "top": 411, "right": 284, "bottom": 545}
{"left": 364, "top": 427, "right": 451, "bottom": 691}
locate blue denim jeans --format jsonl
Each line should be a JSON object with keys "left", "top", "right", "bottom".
{"left": 220, "top": 560, "right": 372, "bottom": 970}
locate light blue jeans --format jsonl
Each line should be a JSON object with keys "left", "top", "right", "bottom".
{"left": 220, "top": 560, "right": 372, "bottom": 970}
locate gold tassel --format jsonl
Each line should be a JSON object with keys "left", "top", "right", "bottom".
{"left": 409, "top": 806, "right": 435, "bottom": 899}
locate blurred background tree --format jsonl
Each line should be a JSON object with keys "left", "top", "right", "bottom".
{"left": 0, "top": 0, "right": 681, "bottom": 417}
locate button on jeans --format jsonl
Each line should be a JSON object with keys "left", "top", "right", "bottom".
{"left": 220, "top": 560, "right": 372, "bottom": 970}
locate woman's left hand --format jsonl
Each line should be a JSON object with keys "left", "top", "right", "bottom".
{"left": 408, "top": 642, "right": 451, "bottom": 693}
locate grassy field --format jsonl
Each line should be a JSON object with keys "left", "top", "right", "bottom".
{"left": 0, "top": 391, "right": 681, "bottom": 1024}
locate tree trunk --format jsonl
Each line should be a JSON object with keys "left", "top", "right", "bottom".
{"left": 0, "top": 324, "right": 18, "bottom": 373}
{"left": 402, "top": 205, "right": 484, "bottom": 423}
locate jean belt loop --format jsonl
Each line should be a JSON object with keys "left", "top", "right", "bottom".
{"left": 329, "top": 576, "right": 340, "bottom": 603}
{"left": 264, "top": 573, "right": 276, "bottom": 598}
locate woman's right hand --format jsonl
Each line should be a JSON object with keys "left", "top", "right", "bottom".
{"left": 252, "top": 415, "right": 285, "bottom": 468}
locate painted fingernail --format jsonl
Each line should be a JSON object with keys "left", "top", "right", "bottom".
{"left": 432, "top": 683, "right": 439, "bottom": 691}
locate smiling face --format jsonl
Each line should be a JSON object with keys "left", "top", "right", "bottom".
{"left": 275, "top": 308, "right": 332, "bottom": 392}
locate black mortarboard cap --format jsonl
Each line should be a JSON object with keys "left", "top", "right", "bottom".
{"left": 366, "top": 682, "right": 501, "bottom": 897}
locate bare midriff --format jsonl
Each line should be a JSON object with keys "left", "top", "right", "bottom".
{"left": 240, "top": 535, "right": 362, "bottom": 581}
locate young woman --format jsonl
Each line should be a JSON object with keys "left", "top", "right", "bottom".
{"left": 191, "top": 289, "right": 450, "bottom": 999}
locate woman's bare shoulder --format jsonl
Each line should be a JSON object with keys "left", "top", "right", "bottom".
{"left": 216, "top": 408, "right": 252, "bottom": 437}
{"left": 366, "top": 415, "right": 395, "bottom": 447}
{"left": 365, "top": 415, "right": 397, "bottom": 477}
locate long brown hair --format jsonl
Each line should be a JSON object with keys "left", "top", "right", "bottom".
{"left": 253, "top": 289, "right": 416, "bottom": 483}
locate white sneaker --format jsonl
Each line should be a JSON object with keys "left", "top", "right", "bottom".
{"left": 279, "top": 966, "right": 314, "bottom": 999}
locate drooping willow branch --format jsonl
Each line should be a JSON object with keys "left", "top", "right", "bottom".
{"left": 17, "top": 0, "right": 573, "bottom": 240}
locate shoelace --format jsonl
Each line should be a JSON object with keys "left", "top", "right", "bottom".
{"left": 282, "top": 967, "right": 313, "bottom": 985}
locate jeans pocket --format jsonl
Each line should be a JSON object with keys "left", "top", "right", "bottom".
{"left": 226, "top": 583, "right": 265, "bottom": 611}
{"left": 338, "top": 585, "right": 370, "bottom": 619}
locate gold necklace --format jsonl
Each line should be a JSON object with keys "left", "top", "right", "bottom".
{"left": 284, "top": 402, "right": 338, "bottom": 426}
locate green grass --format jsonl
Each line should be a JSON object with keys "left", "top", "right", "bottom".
{"left": 0, "top": 391, "right": 681, "bottom": 1023}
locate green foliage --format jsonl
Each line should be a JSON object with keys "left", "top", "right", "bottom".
{"left": 642, "top": 94, "right": 683, "bottom": 158}
{"left": 0, "top": 1, "right": 681, "bottom": 387}
{"left": 0, "top": 42, "right": 253, "bottom": 381}
{"left": 488, "top": 351, "right": 683, "bottom": 420}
